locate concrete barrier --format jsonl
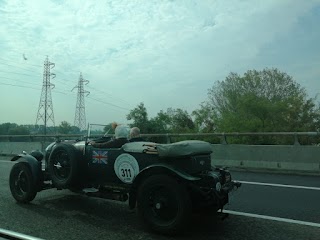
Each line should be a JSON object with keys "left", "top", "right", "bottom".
{"left": 0, "top": 142, "right": 42, "bottom": 155}
{"left": 211, "top": 144, "right": 320, "bottom": 174}
{"left": 0, "top": 142, "right": 51, "bottom": 155}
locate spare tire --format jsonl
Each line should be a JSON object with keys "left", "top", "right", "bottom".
{"left": 48, "top": 143, "right": 79, "bottom": 188}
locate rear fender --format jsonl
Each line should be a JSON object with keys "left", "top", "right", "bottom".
{"left": 11, "top": 154, "right": 43, "bottom": 190}
{"left": 128, "top": 163, "right": 200, "bottom": 209}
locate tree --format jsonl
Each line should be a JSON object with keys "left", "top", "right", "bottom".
{"left": 192, "top": 102, "right": 217, "bottom": 132}
{"left": 58, "top": 121, "right": 72, "bottom": 134}
{"left": 0, "top": 123, "right": 15, "bottom": 135}
{"left": 126, "top": 103, "right": 195, "bottom": 136}
{"left": 147, "top": 108, "right": 195, "bottom": 134}
{"left": 204, "top": 68, "right": 320, "bottom": 134}
{"left": 149, "top": 110, "right": 171, "bottom": 133}
{"left": 70, "top": 126, "right": 81, "bottom": 134}
{"left": 126, "top": 103, "right": 150, "bottom": 133}
{"left": 0, "top": 123, "right": 30, "bottom": 135}
{"left": 166, "top": 108, "right": 195, "bottom": 133}
{"left": 8, "top": 126, "right": 30, "bottom": 135}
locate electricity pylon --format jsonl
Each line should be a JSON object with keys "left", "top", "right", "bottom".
{"left": 35, "top": 56, "right": 56, "bottom": 135}
{"left": 72, "top": 73, "right": 90, "bottom": 131}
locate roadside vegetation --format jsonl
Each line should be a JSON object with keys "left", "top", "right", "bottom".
{"left": 1, "top": 68, "right": 319, "bottom": 144}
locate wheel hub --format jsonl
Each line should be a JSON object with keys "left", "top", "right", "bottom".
{"left": 53, "top": 162, "right": 62, "bottom": 169}
{"left": 13, "top": 170, "right": 28, "bottom": 195}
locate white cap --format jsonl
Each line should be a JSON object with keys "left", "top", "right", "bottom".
{"left": 114, "top": 125, "right": 129, "bottom": 139}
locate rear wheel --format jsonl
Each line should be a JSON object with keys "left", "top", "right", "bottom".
{"left": 9, "top": 162, "right": 37, "bottom": 203}
{"left": 137, "top": 174, "right": 191, "bottom": 235}
{"left": 48, "top": 144, "right": 78, "bottom": 188}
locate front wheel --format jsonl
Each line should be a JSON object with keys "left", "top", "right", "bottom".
{"left": 137, "top": 174, "right": 191, "bottom": 235}
{"left": 9, "top": 162, "right": 37, "bottom": 203}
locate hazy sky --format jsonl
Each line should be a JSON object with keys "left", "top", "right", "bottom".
{"left": 0, "top": 0, "right": 319, "bottom": 127}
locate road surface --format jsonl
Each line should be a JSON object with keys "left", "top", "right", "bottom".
{"left": 0, "top": 157, "right": 319, "bottom": 240}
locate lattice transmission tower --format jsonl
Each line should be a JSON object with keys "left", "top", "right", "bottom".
{"left": 35, "top": 56, "right": 56, "bottom": 135}
{"left": 72, "top": 73, "right": 90, "bottom": 130}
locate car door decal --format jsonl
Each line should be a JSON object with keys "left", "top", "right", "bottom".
{"left": 114, "top": 154, "right": 139, "bottom": 184}
{"left": 92, "top": 150, "right": 108, "bottom": 164}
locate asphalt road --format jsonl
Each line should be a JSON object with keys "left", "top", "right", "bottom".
{"left": 0, "top": 157, "right": 319, "bottom": 240}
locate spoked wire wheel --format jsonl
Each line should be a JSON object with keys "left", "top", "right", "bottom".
{"left": 9, "top": 162, "right": 37, "bottom": 203}
{"left": 137, "top": 174, "right": 191, "bottom": 234}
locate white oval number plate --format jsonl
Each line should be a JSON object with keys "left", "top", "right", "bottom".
{"left": 114, "top": 154, "right": 140, "bottom": 184}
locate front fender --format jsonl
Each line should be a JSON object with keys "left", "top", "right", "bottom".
{"left": 128, "top": 163, "right": 200, "bottom": 209}
{"left": 11, "top": 154, "right": 42, "bottom": 190}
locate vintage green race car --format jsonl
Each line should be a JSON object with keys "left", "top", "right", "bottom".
{"left": 9, "top": 125, "right": 241, "bottom": 234}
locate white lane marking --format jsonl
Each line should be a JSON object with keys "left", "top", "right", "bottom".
{"left": 239, "top": 180, "right": 320, "bottom": 191}
{"left": 224, "top": 210, "right": 320, "bottom": 228}
{"left": 0, "top": 227, "right": 44, "bottom": 240}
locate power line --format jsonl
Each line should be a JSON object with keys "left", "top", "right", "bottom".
{"left": 0, "top": 74, "right": 73, "bottom": 91}
{"left": 0, "top": 81, "right": 41, "bottom": 91}
{"left": 0, "top": 54, "right": 132, "bottom": 103}
{"left": 0, "top": 69, "right": 40, "bottom": 78}
{"left": 0, "top": 62, "right": 84, "bottom": 95}
{"left": 0, "top": 63, "right": 75, "bottom": 89}
{"left": 0, "top": 76, "right": 41, "bottom": 86}
{"left": 86, "top": 85, "right": 133, "bottom": 107}
{"left": 0, "top": 56, "right": 42, "bottom": 68}
{"left": 0, "top": 80, "right": 127, "bottom": 113}
{"left": 0, "top": 56, "right": 80, "bottom": 81}
{"left": 0, "top": 61, "right": 41, "bottom": 74}
{"left": 54, "top": 78, "right": 76, "bottom": 88}
{"left": 87, "top": 96, "right": 130, "bottom": 111}
{"left": 54, "top": 69, "right": 77, "bottom": 79}
{"left": 0, "top": 55, "right": 132, "bottom": 113}
{"left": 0, "top": 48, "right": 33, "bottom": 58}
{"left": 52, "top": 87, "right": 77, "bottom": 97}
{"left": 0, "top": 80, "right": 76, "bottom": 98}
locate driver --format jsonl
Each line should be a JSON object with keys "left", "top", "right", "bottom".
{"left": 90, "top": 125, "right": 129, "bottom": 148}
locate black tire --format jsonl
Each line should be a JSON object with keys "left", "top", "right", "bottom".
{"left": 9, "top": 162, "right": 37, "bottom": 203}
{"left": 137, "top": 174, "right": 191, "bottom": 235}
{"left": 48, "top": 144, "right": 78, "bottom": 188}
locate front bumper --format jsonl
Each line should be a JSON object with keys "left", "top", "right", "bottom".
{"left": 190, "top": 173, "right": 241, "bottom": 210}
{"left": 222, "top": 180, "right": 242, "bottom": 193}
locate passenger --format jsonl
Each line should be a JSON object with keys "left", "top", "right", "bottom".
{"left": 129, "top": 127, "right": 144, "bottom": 142}
{"left": 103, "top": 121, "right": 117, "bottom": 137}
{"left": 90, "top": 125, "right": 129, "bottom": 148}
{"left": 111, "top": 122, "right": 118, "bottom": 130}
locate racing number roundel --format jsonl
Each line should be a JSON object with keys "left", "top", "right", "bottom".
{"left": 114, "top": 154, "right": 139, "bottom": 184}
